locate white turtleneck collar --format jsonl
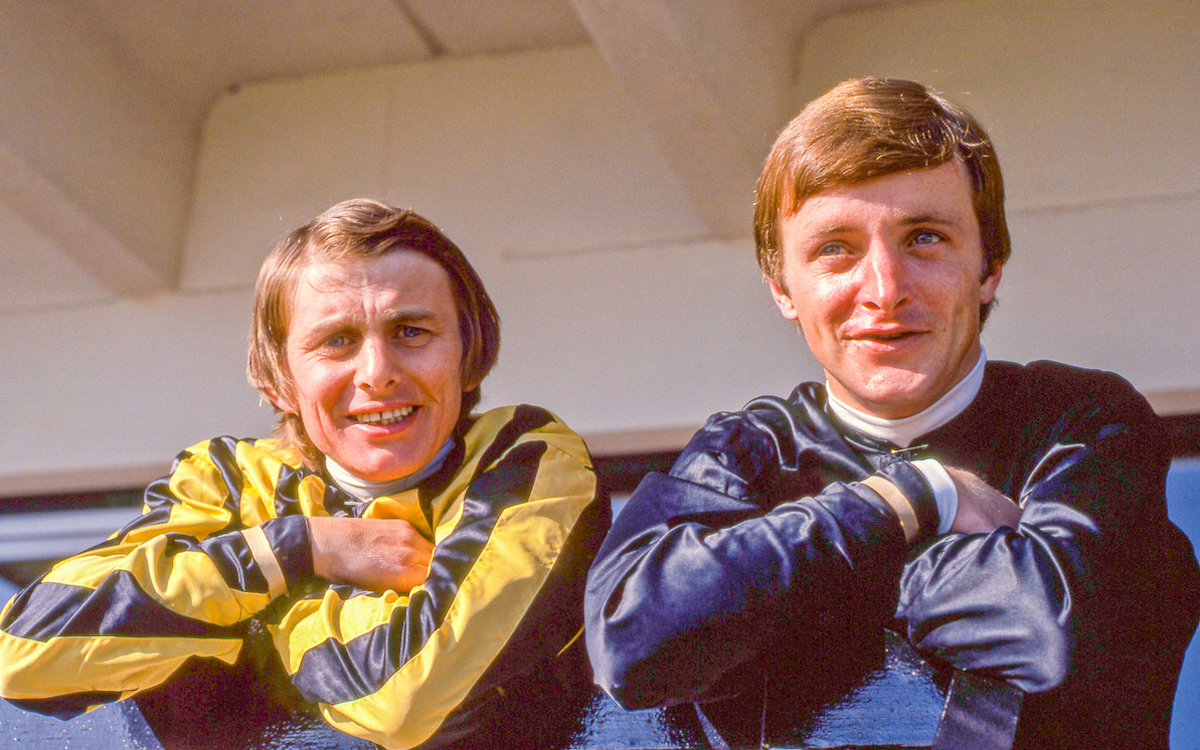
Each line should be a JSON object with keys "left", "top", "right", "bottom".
{"left": 325, "top": 438, "right": 456, "bottom": 502}
{"left": 826, "top": 348, "right": 987, "bottom": 448}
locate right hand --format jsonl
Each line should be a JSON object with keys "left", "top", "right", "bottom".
{"left": 308, "top": 516, "right": 433, "bottom": 593}
{"left": 945, "top": 467, "right": 1023, "bottom": 534}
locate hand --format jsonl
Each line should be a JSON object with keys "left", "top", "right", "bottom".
{"left": 308, "top": 517, "right": 433, "bottom": 593}
{"left": 946, "top": 467, "right": 1022, "bottom": 534}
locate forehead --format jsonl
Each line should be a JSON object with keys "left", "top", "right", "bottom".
{"left": 287, "top": 249, "right": 459, "bottom": 321}
{"left": 785, "top": 160, "right": 976, "bottom": 233}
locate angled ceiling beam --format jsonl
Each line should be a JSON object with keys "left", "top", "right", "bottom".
{"left": 568, "top": 0, "right": 916, "bottom": 240}
{"left": 569, "top": 0, "right": 769, "bottom": 239}
{"left": 0, "top": 2, "right": 199, "bottom": 297}
{"left": 0, "top": 146, "right": 169, "bottom": 296}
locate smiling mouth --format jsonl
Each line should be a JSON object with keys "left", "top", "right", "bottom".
{"left": 855, "top": 331, "right": 918, "bottom": 343}
{"left": 352, "top": 406, "right": 414, "bottom": 426}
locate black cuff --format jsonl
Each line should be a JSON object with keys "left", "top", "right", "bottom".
{"left": 876, "top": 460, "right": 939, "bottom": 543}
{"left": 258, "top": 516, "right": 315, "bottom": 589}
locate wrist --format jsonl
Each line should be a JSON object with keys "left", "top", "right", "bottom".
{"left": 910, "top": 459, "right": 958, "bottom": 535}
{"left": 862, "top": 475, "right": 920, "bottom": 543}
{"left": 244, "top": 516, "right": 314, "bottom": 598}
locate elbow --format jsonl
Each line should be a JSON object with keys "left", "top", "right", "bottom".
{"left": 584, "top": 603, "right": 674, "bottom": 711}
{"left": 591, "top": 662, "right": 669, "bottom": 712}
{"left": 1009, "top": 617, "right": 1073, "bottom": 693}
{"left": 0, "top": 634, "right": 75, "bottom": 718}
{"left": 961, "top": 610, "right": 1072, "bottom": 693}
{"left": 0, "top": 630, "right": 35, "bottom": 697}
{"left": 585, "top": 625, "right": 663, "bottom": 711}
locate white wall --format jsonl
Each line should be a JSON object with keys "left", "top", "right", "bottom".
{"left": 796, "top": 0, "right": 1200, "bottom": 393}
{"left": 1, "top": 0, "right": 1197, "bottom": 494}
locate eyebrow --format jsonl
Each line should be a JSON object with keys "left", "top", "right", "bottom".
{"left": 382, "top": 307, "right": 439, "bottom": 327}
{"left": 813, "top": 209, "right": 967, "bottom": 234}
{"left": 897, "top": 211, "right": 965, "bottom": 229}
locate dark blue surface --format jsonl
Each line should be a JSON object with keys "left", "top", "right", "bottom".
{"left": 0, "top": 698, "right": 161, "bottom": 749}
{"left": 1167, "top": 457, "right": 1200, "bottom": 750}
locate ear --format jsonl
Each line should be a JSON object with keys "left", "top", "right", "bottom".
{"left": 264, "top": 385, "right": 297, "bottom": 415}
{"left": 768, "top": 276, "right": 800, "bottom": 322}
{"left": 979, "top": 262, "right": 1003, "bottom": 306}
{"left": 461, "top": 370, "right": 482, "bottom": 394}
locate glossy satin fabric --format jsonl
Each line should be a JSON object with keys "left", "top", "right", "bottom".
{"left": 1, "top": 405, "right": 609, "bottom": 750}
{"left": 586, "top": 360, "right": 1200, "bottom": 749}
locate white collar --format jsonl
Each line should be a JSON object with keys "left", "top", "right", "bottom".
{"left": 825, "top": 349, "right": 987, "bottom": 448}
{"left": 325, "top": 438, "right": 455, "bottom": 501}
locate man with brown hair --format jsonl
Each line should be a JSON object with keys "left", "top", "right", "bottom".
{"left": 585, "top": 78, "right": 1199, "bottom": 749}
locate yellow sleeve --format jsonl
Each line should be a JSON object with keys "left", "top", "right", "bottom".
{"left": 0, "top": 437, "right": 316, "bottom": 717}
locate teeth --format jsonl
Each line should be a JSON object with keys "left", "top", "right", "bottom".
{"left": 354, "top": 406, "right": 414, "bottom": 426}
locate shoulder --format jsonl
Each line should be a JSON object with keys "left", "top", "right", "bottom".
{"left": 462, "top": 405, "right": 593, "bottom": 469}
{"left": 174, "top": 435, "right": 303, "bottom": 470}
{"left": 979, "top": 361, "right": 1161, "bottom": 456}
{"left": 744, "top": 381, "right": 827, "bottom": 414}
{"left": 738, "top": 381, "right": 836, "bottom": 444}
{"left": 164, "top": 437, "right": 308, "bottom": 498}
{"left": 985, "top": 360, "right": 1152, "bottom": 419}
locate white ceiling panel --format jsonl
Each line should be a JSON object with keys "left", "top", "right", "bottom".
{"left": 0, "top": 0, "right": 886, "bottom": 316}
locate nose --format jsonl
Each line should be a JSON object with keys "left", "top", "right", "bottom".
{"left": 858, "top": 241, "right": 911, "bottom": 313}
{"left": 353, "top": 337, "right": 400, "bottom": 393}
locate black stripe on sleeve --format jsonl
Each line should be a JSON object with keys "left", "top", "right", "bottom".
{"left": 198, "top": 530, "right": 271, "bottom": 595}
{"left": 272, "top": 464, "right": 309, "bottom": 519}
{"left": 1, "top": 572, "right": 246, "bottom": 642}
{"left": 205, "top": 437, "right": 246, "bottom": 521}
{"left": 137, "top": 438, "right": 245, "bottom": 535}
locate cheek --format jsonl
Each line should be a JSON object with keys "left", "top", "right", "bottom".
{"left": 291, "top": 361, "right": 347, "bottom": 418}
{"left": 793, "top": 281, "right": 851, "bottom": 331}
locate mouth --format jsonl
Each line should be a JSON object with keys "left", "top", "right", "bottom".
{"left": 855, "top": 331, "right": 918, "bottom": 342}
{"left": 846, "top": 325, "right": 927, "bottom": 347}
{"left": 351, "top": 406, "right": 415, "bottom": 427}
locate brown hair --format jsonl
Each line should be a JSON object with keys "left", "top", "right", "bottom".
{"left": 247, "top": 199, "right": 501, "bottom": 470}
{"left": 754, "top": 78, "right": 1009, "bottom": 321}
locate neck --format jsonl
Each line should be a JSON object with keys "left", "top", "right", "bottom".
{"left": 325, "top": 439, "right": 455, "bottom": 501}
{"left": 826, "top": 349, "right": 987, "bottom": 447}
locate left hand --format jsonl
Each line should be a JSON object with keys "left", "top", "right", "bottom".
{"left": 946, "top": 467, "right": 1022, "bottom": 534}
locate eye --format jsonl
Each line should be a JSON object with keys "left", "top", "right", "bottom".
{"left": 323, "top": 333, "right": 351, "bottom": 349}
{"left": 910, "top": 230, "right": 945, "bottom": 247}
{"left": 397, "top": 325, "right": 428, "bottom": 340}
{"left": 815, "top": 241, "right": 849, "bottom": 258}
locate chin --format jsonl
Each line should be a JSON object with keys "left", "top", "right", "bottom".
{"left": 339, "top": 451, "right": 417, "bottom": 483}
{"left": 848, "top": 379, "right": 936, "bottom": 418}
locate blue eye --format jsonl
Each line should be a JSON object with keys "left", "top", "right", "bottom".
{"left": 816, "top": 242, "right": 847, "bottom": 257}
{"left": 912, "top": 230, "right": 943, "bottom": 246}
{"left": 399, "top": 325, "right": 426, "bottom": 339}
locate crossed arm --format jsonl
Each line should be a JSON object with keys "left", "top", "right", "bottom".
{"left": 582, "top": 396, "right": 1090, "bottom": 711}
{"left": 0, "top": 407, "right": 604, "bottom": 750}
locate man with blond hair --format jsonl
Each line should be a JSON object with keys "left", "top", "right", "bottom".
{"left": 2, "top": 200, "right": 608, "bottom": 749}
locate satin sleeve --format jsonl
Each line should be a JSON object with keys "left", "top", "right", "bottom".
{"left": 585, "top": 400, "right": 938, "bottom": 710}
{"left": 0, "top": 437, "right": 316, "bottom": 718}
{"left": 896, "top": 371, "right": 1200, "bottom": 696}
